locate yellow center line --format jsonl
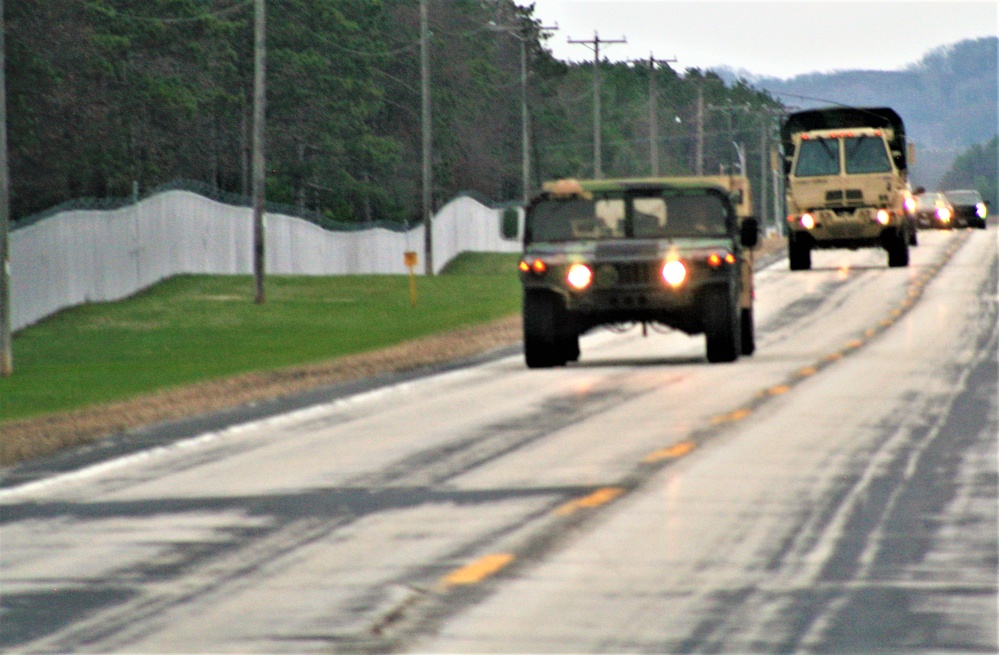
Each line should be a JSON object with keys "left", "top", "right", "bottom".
{"left": 643, "top": 440, "right": 696, "bottom": 463}
{"left": 440, "top": 553, "right": 515, "bottom": 587}
{"left": 710, "top": 407, "right": 752, "bottom": 424}
{"left": 768, "top": 384, "right": 791, "bottom": 396}
{"left": 554, "top": 486, "right": 625, "bottom": 516}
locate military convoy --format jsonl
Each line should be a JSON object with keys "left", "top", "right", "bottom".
{"left": 780, "top": 107, "right": 917, "bottom": 270}
{"left": 518, "top": 176, "right": 758, "bottom": 367}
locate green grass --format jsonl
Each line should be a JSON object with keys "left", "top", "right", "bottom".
{"left": 0, "top": 253, "right": 522, "bottom": 422}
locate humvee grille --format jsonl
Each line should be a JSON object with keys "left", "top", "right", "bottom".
{"left": 613, "top": 262, "right": 658, "bottom": 285}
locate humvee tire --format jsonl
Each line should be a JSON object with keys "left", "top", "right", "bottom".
{"left": 740, "top": 307, "right": 755, "bottom": 356}
{"left": 523, "top": 290, "right": 572, "bottom": 368}
{"left": 704, "top": 288, "right": 740, "bottom": 363}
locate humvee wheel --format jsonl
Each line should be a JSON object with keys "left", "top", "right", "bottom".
{"left": 523, "top": 290, "right": 571, "bottom": 368}
{"left": 740, "top": 307, "right": 755, "bottom": 356}
{"left": 788, "top": 237, "right": 812, "bottom": 271}
{"left": 704, "top": 288, "right": 740, "bottom": 363}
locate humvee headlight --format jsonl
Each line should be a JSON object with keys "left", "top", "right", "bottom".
{"left": 976, "top": 202, "right": 987, "bottom": 218}
{"left": 904, "top": 196, "right": 916, "bottom": 213}
{"left": 876, "top": 209, "right": 891, "bottom": 225}
{"left": 800, "top": 213, "right": 816, "bottom": 230}
{"left": 566, "top": 263, "right": 593, "bottom": 290}
{"left": 661, "top": 260, "right": 687, "bottom": 287}
{"left": 937, "top": 207, "right": 952, "bottom": 223}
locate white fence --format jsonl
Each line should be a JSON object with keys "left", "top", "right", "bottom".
{"left": 10, "top": 190, "right": 521, "bottom": 332}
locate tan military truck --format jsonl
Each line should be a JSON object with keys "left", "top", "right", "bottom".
{"left": 781, "top": 107, "right": 916, "bottom": 270}
{"left": 518, "top": 177, "right": 759, "bottom": 367}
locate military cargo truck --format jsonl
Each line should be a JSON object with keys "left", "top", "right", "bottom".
{"left": 781, "top": 107, "right": 916, "bottom": 270}
{"left": 518, "top": 177, "right": 759, "bottom": 368}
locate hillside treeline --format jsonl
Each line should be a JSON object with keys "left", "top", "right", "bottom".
{"left": 7, "top": 0, "right": 782, "bottom": 225}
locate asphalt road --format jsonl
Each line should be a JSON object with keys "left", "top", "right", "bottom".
{"left": 1, "top": 228, "right": 996, "bottom": 654}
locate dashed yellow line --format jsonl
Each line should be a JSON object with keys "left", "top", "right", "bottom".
{"left": 710, "top": 407, "right": 752, "bottom": 425}
{"left": 554, "top": 486, "right": 625, "bottom": 516}
{"left": 643, "top": 440, "right": 696, "bottom": 463}
{"left": 440, "top": 553, "right": 514, "bottom": 587}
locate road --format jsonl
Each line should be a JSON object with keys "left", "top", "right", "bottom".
{"left": 1, "top": 228, "right": 996, "bottom": 654}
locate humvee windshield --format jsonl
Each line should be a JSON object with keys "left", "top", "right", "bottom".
{"left": 795, "top": 135, "right": 892, "bottom": 177}
{"left": 528, "top": 193, "right": 729, "bottom": 243}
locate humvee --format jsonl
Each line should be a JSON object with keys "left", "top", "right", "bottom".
{"left": 518, "top": 177, "right": 759, "bottom": 368}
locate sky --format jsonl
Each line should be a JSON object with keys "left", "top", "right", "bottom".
{"left": 521, "top": 1, "right": 998, "bottom": 79}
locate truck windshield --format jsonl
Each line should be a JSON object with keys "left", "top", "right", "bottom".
{"left": 844, "top": 135, "right": 891, "bottom": 174}
{"left": 794, "top": 139, "right": 839, "bottom": 177}
{"left": 528, "top": 193, "right": 728, "bottom": 243}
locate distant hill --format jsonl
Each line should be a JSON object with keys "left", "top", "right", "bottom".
{"left": 718, "top": 37, "right": 998, "bottom": 189}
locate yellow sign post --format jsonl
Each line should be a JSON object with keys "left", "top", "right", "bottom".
{"left": 404, "top": 251, "right": 418, "bottom": 307}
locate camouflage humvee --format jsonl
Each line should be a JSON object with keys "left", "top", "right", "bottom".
{"left": 518, "top": 177, "right": 759, "bottom": 368}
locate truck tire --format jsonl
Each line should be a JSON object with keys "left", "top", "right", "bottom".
{"left": 704, "top": 288, "right": 740, "bottom": 363}
{"left": 788, "top": 237, "right": 811, "bottom": 271}
{"left": 740, "top": 307, "right": 755, "bottom": 356}
{"left": 886, "top": 232, "right": 909, "bottom": 268}
{"left": 523, "top": 290, "right": 572, "bottom": 368}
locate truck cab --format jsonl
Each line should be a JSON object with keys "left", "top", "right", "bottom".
{"left": 782, "top": 107, "right": 915, "bottom": 270}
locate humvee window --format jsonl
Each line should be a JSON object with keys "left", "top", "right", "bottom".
{"left": 795, "top": 138, "right": 839, "bottom": 177}
{"left": 530, "top": 193, "right": 728, "bottom": 243}
{"left": 844, "top": 135, "right": 891, "bottom": 174}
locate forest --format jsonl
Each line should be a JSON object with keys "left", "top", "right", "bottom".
{"left": 7, "top": 0, "right": 786, "bottom": 227}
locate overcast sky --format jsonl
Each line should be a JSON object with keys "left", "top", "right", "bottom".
{"left": 521, "top": 1, "right": 998, "bottom": 79}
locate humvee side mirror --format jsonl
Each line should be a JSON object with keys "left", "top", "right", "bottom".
{"left": 740, "top": 217, "right": 759, "bottom": 248}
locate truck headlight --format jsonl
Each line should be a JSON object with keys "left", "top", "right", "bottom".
{"left": 976, "top": 203, "right": 988, "bottom": 218}
{"left": 566, "top": 263, "right": 593, "bottom": 290}
{"left": 800, "top": 213, "right": 816, "bottom": 230}
{"left": 876, "top": 209, "right": 891, "bottom": 225}
{"left": 937, "top": 208, "right": 951, "bottom": 223}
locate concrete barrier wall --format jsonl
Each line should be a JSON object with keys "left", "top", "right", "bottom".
{"left": 11, "top": 190, "right": 521, "bottom": 332}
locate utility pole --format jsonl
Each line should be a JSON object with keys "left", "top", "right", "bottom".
{"left": 642, "top": 53, "right": 676, "bottom": 177}
{"left": 706, "top": 102, "right": 751, "bottom": 175}
{"left": 488, "top": 21, "right": 558, "bottom": 204}
{"left": 0, "top": 0, "right": 12, "bottom": 376}
{"left": 420, "top": 0, "right": 433, "bottom": 275}
{"left": 252, "top": 0, "right": 266, "bottom": 304}
{"left": 568, "top": 31, "right": 626, "bottom": 178}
